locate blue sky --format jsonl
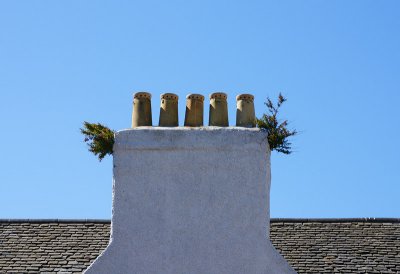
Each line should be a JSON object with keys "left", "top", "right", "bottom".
{"left": 0, "top": 1, "right": 399, "bottom": 219}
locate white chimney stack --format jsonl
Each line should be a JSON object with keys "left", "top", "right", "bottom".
{"left": 85, "top": 126, "right": 296, "bottom": 273}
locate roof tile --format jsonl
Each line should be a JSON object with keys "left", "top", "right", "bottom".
{"left": 0, "top": 219, "right": 399, "bottom": 273}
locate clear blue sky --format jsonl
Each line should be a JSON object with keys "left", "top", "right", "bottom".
{"left": 1, "top": 1, "right": 399, "bottom": 219}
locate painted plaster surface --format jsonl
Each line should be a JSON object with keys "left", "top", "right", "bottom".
{"left": 85, "top": 127, "right": 296, "bottom": 274}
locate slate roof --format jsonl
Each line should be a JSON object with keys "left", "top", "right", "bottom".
{"left": 0, "top": 218, "right": 399, "bottom": 273}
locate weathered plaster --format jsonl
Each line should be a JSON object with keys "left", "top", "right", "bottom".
{"left": 85, "top": 127, "right": 296, "bottom": 274}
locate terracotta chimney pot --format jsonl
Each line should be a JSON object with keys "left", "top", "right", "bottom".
{"left": 159, "top": 93, "right": 179, "bottom": 127}
{"left": 209, "top": 92, "right": 229, "bottom": 127}
{"left": 131, "top": 92, "right": 153, "bottom": 127}
{"left": 184, "top": 94, "right": 204, "bottom": 127}
{"left": 236, "top": 94, "right": 256, "bottom": 127}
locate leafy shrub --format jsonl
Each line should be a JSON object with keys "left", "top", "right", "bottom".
{"left": 81, "top": 121, "right": 115, "bottom": 161}
{"left": 256, "top": 93, "right": 297, "bottom": 154}
{"left": 80, "top": 93, "right": 296, "bottom": 159}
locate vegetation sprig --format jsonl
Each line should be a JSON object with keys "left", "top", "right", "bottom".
{"left": 80, "top": 93, "right": 296, "bottom": 160}
{"left": 256, "top": 93, "right": 297, "bottom": 154}
{"left": 80, "top": 121, "right": 115, "bottom": 161}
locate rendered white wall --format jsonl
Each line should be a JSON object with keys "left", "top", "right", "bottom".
{"left": 85, "top": 127, "right": 296, "bottom": 274}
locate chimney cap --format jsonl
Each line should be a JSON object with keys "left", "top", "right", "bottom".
{"left": 133, "top": 92, "right": 152, "bottom": 99}
{"left": 186, "top": 94, "right": 204, "bottom": 101}
{"left": 209, "top": 92, "right": 227, "bottom": 100}
{"left": 160, "top": 93, "right": 178, "bottom": 100}
{"left": 236, "top": 94, "right": 254, "bottom": 101}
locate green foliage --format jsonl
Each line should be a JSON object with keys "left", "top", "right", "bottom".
{"left": 80, "top": 121, "right": 115, "bottom": 161}
{"left": 80, "top": 94, "right": 296, "bottom": 159}
{"left": 256, "top": 93, "right": 297, "bottom": 154}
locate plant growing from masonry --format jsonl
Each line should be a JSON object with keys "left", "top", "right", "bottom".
{"left": 81, "top": 93, "right": 296, "bottom": 160}
{"left": 81, "top": 121, "right": 115, "bottom": 161}
{"left": 256, "top": 93, "right": 297, "bottom": 154}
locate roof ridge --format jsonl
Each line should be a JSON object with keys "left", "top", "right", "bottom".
{"left": 0, "top": 218, "right": 399, "bottom": 223}
{"left": 271, "top": 218, "right": 400, "bottom": 223}
{"left": 0, "top": 219, "right": 111, "bottom": 223}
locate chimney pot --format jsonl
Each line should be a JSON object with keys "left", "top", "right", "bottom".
{"left": 131, "top": 92, "right": 152, "bottom": 127}
{"left": 209, "top": 92, "right": 229, "bottom": 127}
{"left": 159, "top": 93, "right": 179, "bottom": 127}
{"left": 236, "top": 93, "right": 256, "bottom": 128}
{"left": 184, "top": 94, "right": 204, "bottom": 127}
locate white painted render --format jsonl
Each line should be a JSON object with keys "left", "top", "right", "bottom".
{"left": 85, "top": 127, "right": 296, "bottom": 274}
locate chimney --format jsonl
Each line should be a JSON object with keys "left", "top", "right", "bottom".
{"left": 159, "top": 93, "right": 179, "bottom": 127}
{"left": 85, "top": 92, "right": 296, "bottom": 274}
{"left": 209, "top": 92, "right": 229, "bottom": 126}
{"left": 236, "top": 94, "right": 256, "bottom": 127}
{"left": 131, "top": 92, "right": 152, "bottom": 127}
{"left": 184, "top": 94, "right": 204, "bottom": 127}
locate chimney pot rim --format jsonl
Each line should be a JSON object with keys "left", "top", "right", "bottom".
{"left": 133, "top": 92, "right": 152, "bottom": 99}
{"left": 209, "top": 92, "right": 228, "bottom": 99}
{"left": 186, "top": 93, "right": 205, "bottom": 100}
{"left": 236, "top": 94, "right": 254, "bottom": 101}
{"left": 160, "top": 93, "right": 179, "bottom": 100}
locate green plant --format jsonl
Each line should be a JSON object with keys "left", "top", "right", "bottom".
{"left": 81, "top": 121, "right": 115, "bottom": 161}
{"left": 256, "top": 93, "right": 297, "bottom": 154}
{"left": 81, "top": 94, "right": 296, "bottom": 159}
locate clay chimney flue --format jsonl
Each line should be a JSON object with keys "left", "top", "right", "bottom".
{"left": 159, "top": 93, "right": 179, "bottom": 127}
{"left": 184, "top": 94, "right": 204, "bottom": 127}
{"left": 209, "top": 92, "right": 229, "bottom": 127}
{"left": 131, "top": 92, "right": 152, "bottom": 127}
{"left": 236, "top": 94, "right": 255, "bottom": 127}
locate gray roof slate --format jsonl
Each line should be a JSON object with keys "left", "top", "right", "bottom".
{"left": 0, "top": 218, "right": 399, "bottom": 273}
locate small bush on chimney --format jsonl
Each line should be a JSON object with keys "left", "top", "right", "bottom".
{"left": 81, "top": 121, "right": 115, "bottom": 161}
{"left": 81, "top": 93, "right": 296, "bottom": 160}
{"left": 256, "top": 93, "right": 297, "bottom": 154}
